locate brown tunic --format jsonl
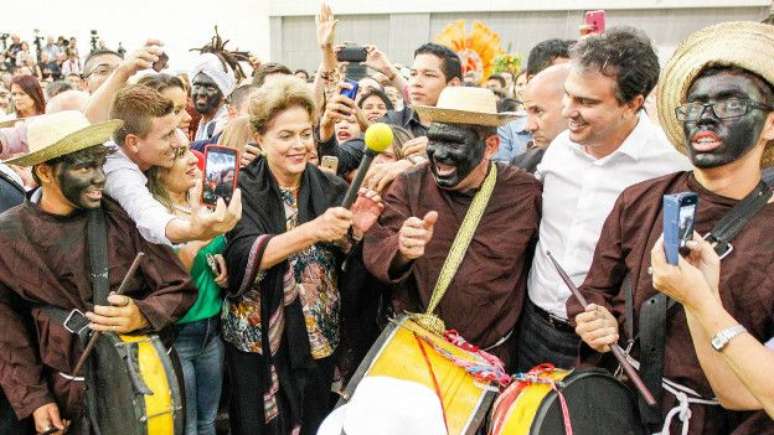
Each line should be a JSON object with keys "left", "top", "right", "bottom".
{"left": 567, "top": 172, "right": 774, "bottom": 435}
{"left": 0, "top": 196, "right": 196, "bottom": 421}
{"left": 363, "top": 162, "right": 541, "bottom": 364}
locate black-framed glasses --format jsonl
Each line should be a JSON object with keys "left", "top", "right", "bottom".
{"left": 675, "top": 98, "right": 773, "bottom": 121}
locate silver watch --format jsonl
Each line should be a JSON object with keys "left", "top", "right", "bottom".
{"left": 711, "top": 324, "right": 746, "bottom": 351}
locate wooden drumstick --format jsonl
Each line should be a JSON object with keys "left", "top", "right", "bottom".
{"left": 71, "top": 252, "right": 145, "bottom": 378}
{"left": 546, "top": 251, "right": 658, "bottom": 407}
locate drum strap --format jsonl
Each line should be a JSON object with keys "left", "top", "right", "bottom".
{"left": 635, "top": 181, "right": 770, "bottom": 428}
{"left": 417, "top": 163, "right": 497, "bottom": 333}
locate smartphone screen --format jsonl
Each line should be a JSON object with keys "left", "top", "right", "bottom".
{"left": 340, "top": 80, "right": 359, "bottom": 100}
{"left": 321, "top": 155, "right": 339, "bottom": 173}
{"left": 662, "top": 192, "right": 699, "bottom": 265}
{"left": 203, "top": 145, "right": 239, "bottom": 206}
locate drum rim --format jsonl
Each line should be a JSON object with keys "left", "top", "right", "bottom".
{"left": 91, "top": 332, "right": 183, "bottom": 435}
{"left": 528, "top": 368, "right": 644, "bottom": 435}
{"left": 336, "top": 314, "right": 498, "bottom": 435}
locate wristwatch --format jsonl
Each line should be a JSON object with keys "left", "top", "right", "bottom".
{"left": 711, "top": 324, "right": 747, "bottom": 351}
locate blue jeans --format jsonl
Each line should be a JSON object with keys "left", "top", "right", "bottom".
{"left": 515, "top": 300, "right": 580, "bottom": 373}
{"left": 174, "top": 317, "right": 225, "bottom": 435}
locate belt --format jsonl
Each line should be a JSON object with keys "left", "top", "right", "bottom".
{"left": 530, "top": 301, "right": 575, "bottom": 333}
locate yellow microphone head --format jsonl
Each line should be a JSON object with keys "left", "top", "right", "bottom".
{"left": 364, "top": 122, "right": 393, "bottom": 153}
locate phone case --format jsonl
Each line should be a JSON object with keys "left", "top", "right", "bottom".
{"left": 202, "top": 145, "right": 240, "bottom": 207}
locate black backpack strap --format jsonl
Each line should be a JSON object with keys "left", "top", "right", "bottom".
{"left": 87, "top": 208, "right": 110, "bottom": 305}
{"left": 705, "top": 181, "right": 771, "bottom": 259}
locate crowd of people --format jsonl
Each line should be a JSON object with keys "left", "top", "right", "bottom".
{"left": 0, "top": 4, "right": 772, "bottom": 435}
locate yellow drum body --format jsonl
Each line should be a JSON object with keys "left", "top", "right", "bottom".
{"left": 340, "top": 315, "right": 497, "bottom": 435}
{"left": 91, "top": 333, "right": 183, "bottom": 435}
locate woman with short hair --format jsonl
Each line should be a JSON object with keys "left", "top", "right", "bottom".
{"left": 222, "top": 76, "right": 370, "bottom": 435}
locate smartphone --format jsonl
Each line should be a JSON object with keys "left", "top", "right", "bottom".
{"left": 321, "top": 155, "right": 339, "bottom": 173}
{"left": 345, "top": 63, "right": 368, "bottom": 82}
{"left": 336, "top": 46, "right": 367, "bottom": 63}
{"left": 152, "top": 52, "right": 169, "bottom": 72}
{"left": 663, "top": 192, "right": 699, "bottom": 265}
{"left": 202, "top": 145, "right": 239, "bottom": 207}
{"left": 340, "top": 79, "right": 359, "bottom": 101}
{"left": 584, "top": 10, "right": 606, "bottom": 35}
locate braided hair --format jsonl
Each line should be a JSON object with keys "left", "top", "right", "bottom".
{"left": 190, "top": 26, "right": 251, "bottom": 82}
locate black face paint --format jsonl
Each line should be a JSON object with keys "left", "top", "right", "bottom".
{"left": 426, "top": 122, "right": 485, "bottom": 189}
{"left": 682, "top": 71, "right": 770, "bottom": 168}
{"left": 191, "top": 73, "right": 224, "bottom": 116}
{"left": 54, "top": 147, "right": 108, "bottom": 209}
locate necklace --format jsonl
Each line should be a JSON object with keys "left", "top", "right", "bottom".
{"left": 172, "top": 203, "right": 192, "bottom": 215}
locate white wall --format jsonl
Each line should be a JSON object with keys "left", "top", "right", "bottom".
{"left": 3, "top": 0, "right": 272, "bottom": 73}
{"left": 270, "top": 0, "right": 771, "bottom": 16}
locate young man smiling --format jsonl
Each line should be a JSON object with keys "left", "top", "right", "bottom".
{"left": 517, "top": 28, "right": 691, "bottom": 372}
{"left": 363, "top": 87, "right": 541, "bottom": 368}
{"left": 570, "top": 21, "right": 774, "bottom": 435}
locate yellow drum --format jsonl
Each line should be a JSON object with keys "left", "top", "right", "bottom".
{"left": 489, "top": 364, "right": 644, "bottom": 435}
{"left": 90, "top": 332, "right": 184, "bottom": 435}
{"left": 338, "top": 315, "right": 499, "bottom": 435}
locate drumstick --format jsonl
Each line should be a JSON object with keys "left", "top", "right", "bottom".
{"left": 546, "top": 251, "right": 657, "bottom": 407}
{"left": 70, "top": 252, "right": 145, "bottom": 378}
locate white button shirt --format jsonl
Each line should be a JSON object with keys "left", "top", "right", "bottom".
{"left": 528, "top": 113, "right": 692, "bottom": 319}
{"left": 103, "top": 143, "right": 176, "bottom": 246}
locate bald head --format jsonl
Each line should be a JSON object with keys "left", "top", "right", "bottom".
{"left": 46, "top": 90, "right": 90, "bottom": 113}
{"left": 524, "top": 64, "right": 571, "bottom": 148}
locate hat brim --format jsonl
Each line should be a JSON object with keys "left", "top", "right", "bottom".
{"left": 657, "top": 21, "right": 774, "bottom": 169}
{"left": 414, "top": 105, "right": 516, "bottom": 127}
{"left": 5, "top": 120, "right": 123, "bottom": 167}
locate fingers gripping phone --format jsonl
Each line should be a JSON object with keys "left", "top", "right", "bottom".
{"left": 202, "top": 145, "right": 239, "bottom": 207}
{"left": 663, "top": 192, "right": 699, "bottom": 265}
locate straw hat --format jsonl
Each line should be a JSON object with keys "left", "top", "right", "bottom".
{"left": 657, "top": 21, "right": 774, "bottom": 168}
{"left": 4, "top": 111, "right": 122, "bottom": 167}
{"left": 414, "top": 87, "right": 517, "bottom": 127}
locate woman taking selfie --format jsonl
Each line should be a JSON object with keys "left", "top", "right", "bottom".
{"left": 222, "top": 76, "right": 372, "bottom": 435}
{"left": 147, "top": 132, "right": 227, "bottom": 435}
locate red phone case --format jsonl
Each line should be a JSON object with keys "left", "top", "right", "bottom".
{"left": 202, "top": 145, "right": 240, "bottom": 207}
{"left": 584, "top": 10, "right": 606, "bottom": 34}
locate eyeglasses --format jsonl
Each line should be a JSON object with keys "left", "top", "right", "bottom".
{"left": 675, "top": 98, "right": 773, "bottom": 121}
{"left": 82, "top": 64, "right": 117, "bottom": 79}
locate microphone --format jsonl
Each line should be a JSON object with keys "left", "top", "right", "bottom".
{"left": 340, "top": 122, "right": 393, "bottom": 208}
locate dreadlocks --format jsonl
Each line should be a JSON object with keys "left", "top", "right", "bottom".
{"left": 190, "top": 26, "right": 251, "bottom": 82}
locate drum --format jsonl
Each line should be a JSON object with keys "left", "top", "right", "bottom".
{"left": 89, "top": 332, "right": 184, "bottom": 435}
{"left": 489, "top": 364, "right": 644, "bottom": 435}
{"left": 338, "top": 315, "right": 500, "bottom": 435}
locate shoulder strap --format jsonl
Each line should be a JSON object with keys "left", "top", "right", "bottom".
{"left": 87, "top": 208, "right": 110, "bottom": 305}
{"left": 705, "top": 181, "right": 771, "bottom": 258}
{"left": 423, "top": 164, "right": 498, "bottom": 320}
